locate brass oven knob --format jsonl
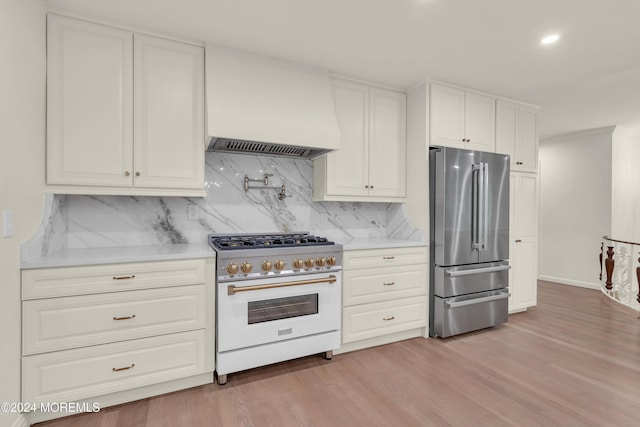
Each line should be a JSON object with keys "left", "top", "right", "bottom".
{"left": 316, "top": 257, "right": 326, "bottom": 267}
{"left": 326, "top": 256, "right": 337, "bottom": 266}
{"left": 241, "top": 262, "right": 252, "bottom": 273}
{"left": 274, "top": 259, "right": 286, "bottom": 270}
{"left": 262, "top": 260, "right": 273, "bottom": 272}
{"left": 304, "top": 257, "right": 315, "bottom": 268}
{"left": 226, "top": 262, "right": 239, "bottom": 275}
{"left": 293, "top": 259, "right": 304, "bottom": 269}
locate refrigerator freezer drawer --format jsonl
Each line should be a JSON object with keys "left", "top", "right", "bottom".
{"left": 432, "top": 289, "right": 509, "bottom": 338}
{"left": 433, "top": 261, "right": 510, "bottom": 298}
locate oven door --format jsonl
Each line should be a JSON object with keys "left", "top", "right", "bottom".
{"left": 217, "top": 272, "right": 341, "bottom": 352}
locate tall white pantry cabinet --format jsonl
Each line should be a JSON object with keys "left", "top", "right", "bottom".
{"left": 46, "top": 14, "right": 205, "bottom": 197}
{"left": 406, "top": 82, "right": 539, "bottom": 313}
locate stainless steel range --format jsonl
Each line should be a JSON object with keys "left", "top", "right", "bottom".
{"left": 209, "top": 232, "right": 342, "bottom": 385}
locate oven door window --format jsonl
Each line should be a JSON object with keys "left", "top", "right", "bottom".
{"left": 248, "top": 293, "right": 319, "bottom": 324}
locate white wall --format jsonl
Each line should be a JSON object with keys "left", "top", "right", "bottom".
{"left": 0, "top": 1, "right": 46, "bottom": 426}
{"left": 539, "top": 127, "right": 613, "bottom": 289}
{"left": 611, "top": 126, "right": 640, "bottom": 241}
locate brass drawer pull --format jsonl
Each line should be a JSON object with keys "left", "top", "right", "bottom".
{"left": 113, "top": 315, "right": 136, "bottom": 321}
{"left": 383, "top": 316, "right": 395, "bottom": 321}
{"left": 382, "top": 256, "right": 395, "bottom": 260}
{"left": 112, "top": 363, "right": 135, "bottom": 372}
{"left": 383, "top": 282, "right": 396, "bottom": 286}
{"left": 515, "top": 239, "right": 522, "bottom": 243}
{"left": 113, "top": 275, "right": 136, "bottom": 280}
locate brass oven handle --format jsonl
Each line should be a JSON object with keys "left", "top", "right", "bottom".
{"left": 113, "top": 315, "right": 136, "bottom": 321}
{"left": 112, "top": 363, "right": 135, "bottom": 372}
{"left": 113, "top": 275, "right": 136, "bottom": 280}
{"left": 228, "top": 275, "right": 337, "bottom": 295}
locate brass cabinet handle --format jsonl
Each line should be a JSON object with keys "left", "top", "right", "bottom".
{"left": 113, "top": 314, "right": 136, "bottom": 321}
{"left": 383, "top": 316, "right": 395, "bottom": 321}
{"left": 113, "top": 275, "right": 135, "bottom": 280}
{"left": 383, "top": 282, "right": 396, "bottom": 286}
{"left": 515, "top": 239, "right": 522, "bottom": 243}
{"left": 112, "top": 364, "right": 135, "bottom": 372}
{"left": 124, "top": 171, "right": 130, "bottom": 177}
{"left": 382, "top": 256, "right": 395, "bottom": 260}
{"left": 135, "top": 172, "right": 141, "bottom": 176}
{"left": 516, "top": 161, "right": 523, "bottom": 165}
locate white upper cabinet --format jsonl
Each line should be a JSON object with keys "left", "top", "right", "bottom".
{"left": 314, "top": 78, "right": 406, "bottom": 202}
{"left": 430, "top": 83, "right": 495, "bottom": 152}
{"left": 47, "top": 15, "right": 133, "bottom": 188}
{"left": 46, "top": 14, "right": 205, "bottom": 196}
{"left": 368, "top": 88, "right": 407, "bottom": 198}
{"left": 496, "top": 100, "right": 539, "bottom": 172}
{"left": 133, "top": 35, "right": 204, "bottom": 190}
{"left": 319, "top": 80, "right": 369, "bottom": 197}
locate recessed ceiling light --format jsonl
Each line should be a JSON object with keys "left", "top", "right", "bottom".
{"left": 541, "top": 34, "right": 560, "bottom": 45}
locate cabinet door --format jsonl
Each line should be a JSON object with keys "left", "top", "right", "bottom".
{"left": 368, "top": 88, "right": 406, "bottom": 198}
{"left": 512, "top": 238, "right": 537, "bottom": 309}
{"left": 430, "top": 84, "right": 465, "bottom": 148}
{"left": 496, "top": 100, "right": 518, "bottom": 163}
{"left": 47, "top": 15, "right": 133, "bottom": 187}
{"left": 325, "top": 80, "right": 369, "bottom": 196}
{"left": 464, "top": 92, "right": 495, "bottom": 152}
{"left": 133, "top": 35, "right": 204, "bottom": 190}
{"left": 509, "top": 172, "right": 538, "bottom": 311}
{"left": 516, "top": 106, "right": 538, "bottom": 172}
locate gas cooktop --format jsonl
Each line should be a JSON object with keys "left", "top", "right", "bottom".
{"left": 208, "top": 232, "right": 335, "bottom": 251}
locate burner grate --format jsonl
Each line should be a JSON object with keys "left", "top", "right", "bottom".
{"left": 209, "top": 233, "right": 333, "bottom": 251}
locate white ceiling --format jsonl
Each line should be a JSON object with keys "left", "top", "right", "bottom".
{"left": 45, "top": 0, "right": 640, "bottom": 139}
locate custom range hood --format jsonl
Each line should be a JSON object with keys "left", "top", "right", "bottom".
{"left": 205, "top": 44, "right": 341, "bottom": 159}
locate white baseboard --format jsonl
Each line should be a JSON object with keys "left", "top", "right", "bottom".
{"left": 10, "top": 414, "right": 29, "bottom": 427}
{"left": 538, "top": 275, "right": 600, "bottom": 290}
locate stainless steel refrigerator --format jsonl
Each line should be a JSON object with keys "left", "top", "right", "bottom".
{"left": 429, "top": 146, "right": 510, "bottom": 338}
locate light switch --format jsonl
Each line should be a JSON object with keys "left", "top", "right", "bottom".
{"left": 3, "top": 210, "right": 14, "bottom": 237}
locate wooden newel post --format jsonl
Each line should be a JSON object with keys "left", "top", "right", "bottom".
{"left": 605, "top": 246, "right": 615, "bottom": 290}
{"left": 636, "top": 256, "right": 640, "bottom": 305}
{"left": 599, "top": 242, "right": 603, "bottom": 281}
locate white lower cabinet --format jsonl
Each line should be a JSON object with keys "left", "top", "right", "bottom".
{"left": 339, "top": 246, "right": 428, "bottom": 353}
{"left": 23, "top": 330, "right": 207, "bottom": 405}
{"left": 21, "top": 258, "right": 215, "bottom": 422}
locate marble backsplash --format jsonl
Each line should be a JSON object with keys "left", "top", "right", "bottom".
{"left": 22, "top": 152, "right": 423, "bottom": 259}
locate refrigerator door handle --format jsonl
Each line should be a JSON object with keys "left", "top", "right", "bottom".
{"left": 477, "top": 162, "right": 486, "bottom": 251}
{"left": 472, "top": 163, "right": 482, "bottom": 250}
{"left": 482, "top": 162, "right": 489, "bottom": 251}
{"left": 445, "top": 265, "right": 511, "bottom": 277}
{"left": 445, "top": 292, "right": 511, "bottom": 308}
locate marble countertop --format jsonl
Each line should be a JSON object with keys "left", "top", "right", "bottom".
{"left": 21, "top": 244, "right": 216, "bottom": 269}
{"left": 21, "top": 238, "right": 427, "bottom": 269}
{"left": 337, "top": 237, "right": 428, "bottom": 251}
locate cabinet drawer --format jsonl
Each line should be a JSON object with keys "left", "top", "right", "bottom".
{"left": 344, "top": 247, "right": 428, "bottom": 270}
{"left": 23, "top": 330, "right": 207, "bottom": 404}
{"left": 343, "top": 265, "right": 427, "bottom": 306}
{"left": 22, "top": 259, "right": 206, "bottom": 299}
{"left": 342, "top": 296, "right": 427, "bottom": 343}
{"left": 23, "top": 285, "right": 206, "bottom": 355}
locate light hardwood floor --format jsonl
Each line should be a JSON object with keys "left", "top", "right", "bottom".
{"left": 36, "top": 281, "right": 640, "bottom": 426}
